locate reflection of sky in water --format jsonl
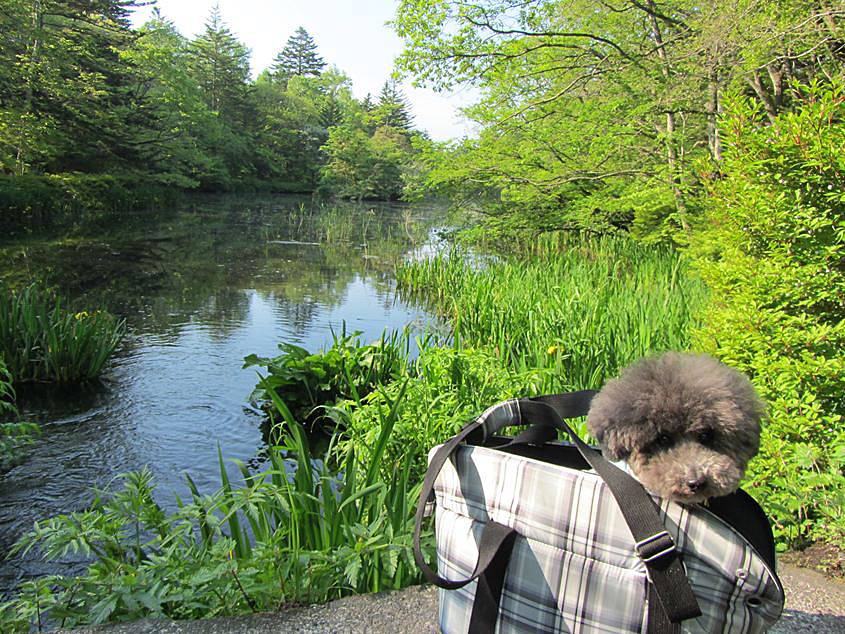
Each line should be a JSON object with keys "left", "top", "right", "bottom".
{"left": 0, "top": 198, "right": 444, "bottom": 595}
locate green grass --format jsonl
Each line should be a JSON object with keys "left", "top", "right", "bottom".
{"left": 396, "top": 233, "right": 707, "bottom": 389}
{"left": 0, "top": 284, "right": 124, "bottom": 384}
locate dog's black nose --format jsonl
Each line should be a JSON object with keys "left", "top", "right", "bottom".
{"left": 687, "top": 476, "right": 707, "bottom": 493}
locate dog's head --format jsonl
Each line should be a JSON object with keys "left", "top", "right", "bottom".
{"left": 586, "top": 353, "right": 764, "bottom": 504}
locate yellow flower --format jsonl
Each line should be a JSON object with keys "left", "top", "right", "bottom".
{"left": 547, "top": 345, "right": 558, "bottom": 355}
{"left": 74, "top": 311, "right": 89, "bottom": 320}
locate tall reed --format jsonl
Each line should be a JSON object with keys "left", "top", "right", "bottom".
{"left": 396, "top": 234, "right": 707, "bottom": 390}
{"left": 0, "top": 284, "right": 124, "bottom": 383}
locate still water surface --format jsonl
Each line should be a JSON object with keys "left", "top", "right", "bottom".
{"left": 0, "top": 195, "right": 444, "bottom": 594}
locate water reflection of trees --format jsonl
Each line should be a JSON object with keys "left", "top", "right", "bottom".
{"left": 0, "top": 195, "right": 442, "bottom": 339}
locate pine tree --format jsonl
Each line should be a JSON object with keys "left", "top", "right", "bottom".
{"left": 0, "top": 0, "right": 148, "bottom": 173}
{"left": 371, "top": 79, "right": 414, "bottom": 131}
{"left": 271, "top": 27, "right": 326, "bottom": 79}
{"left": 187, "top": 7, "right": 252, "bottom": 121}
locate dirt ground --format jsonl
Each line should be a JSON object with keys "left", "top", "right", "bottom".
{"left": 780, "top": 541, "right": 845, "bottom": 579}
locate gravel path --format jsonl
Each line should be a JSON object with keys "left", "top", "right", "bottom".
{"left": 59, "top": 562, "right": 845, "bottom": 634}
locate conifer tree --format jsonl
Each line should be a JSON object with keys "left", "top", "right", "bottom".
{"left": 188, "top": 6, "right": 252, "bottom": 119}
{"left": 272, "top": 27, "right": 326, "bottom": 79}
{"left": 371, "top": 79, "right": 414, "bottom": 131}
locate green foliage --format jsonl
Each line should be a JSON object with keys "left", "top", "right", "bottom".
{"left": 0, "top": 1, "right": 417, "bottom": 200}
{"left": 332, "top": 343, "right": 556, "bottom": 483}
{"left": 0, "top": 0, "right": 148, "bottom": 175}
{"left": 0, "top": 284, "right": 125, "bottom": 384}
{"left": 0, "top": 386, "right": 432, "bottom": 631}
{"left": 0, "top": 173, "right": 177, "bottom": 233}
{"left": 243, "top": 329, "right": 409, "bottom": 428}
{"left": 686, "top": 80, "right": 845, "bottom": 546}
{"left": 396, "top": 234, "right": 707, "bottom": 388}
{"left": 392, "top": 0, "right": 845, "bottom": 235}
{"left": 271, "top": 27, "right": 326, "bottom": 79}
{"left": 0, "top": 358, "right": 40, "bottom": 472}
{"left": 370, "top": 79, "right": 414, "bottom": 132}
{"left": 319, "top": 123, "right": 408, "bottom": 200}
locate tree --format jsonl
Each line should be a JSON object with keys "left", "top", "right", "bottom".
{"left": 186, "top": 6, "right": 257, "bottom": 188}
{"left": 0, "top": 0, "right": 151, "bottom": 174}
{"left": 370, "top": 79, "right": 414, "bottom": 131}
{"left": 188, "top": 6, "right": 252, "bottom": 121}
{"left": 125, "top": 9, "right": 222, "bottom": 187}
{"left": 320, "top": 122, "right": 406, "bottom": 200}
{"left": 392, "top": 0, "right": 845, "bottom": 239}
{"left": 271, "top": 27, "right": 326, "bottom": 80}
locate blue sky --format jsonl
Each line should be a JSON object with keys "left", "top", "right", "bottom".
{"left": 131, "top": 0, "right": 478, "bottom": 141}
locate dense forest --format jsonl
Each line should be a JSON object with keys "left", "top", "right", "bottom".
{"left": 0, "top": 0, "right": 425, "bottom": 203}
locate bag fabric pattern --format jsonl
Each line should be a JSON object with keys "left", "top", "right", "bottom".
{"left": 430, "top": 443, "right": 784, "bottom": 634}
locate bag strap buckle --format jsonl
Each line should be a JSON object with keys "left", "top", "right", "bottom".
{"left": 635, "top": 530, "right": 676, "bottom": 564}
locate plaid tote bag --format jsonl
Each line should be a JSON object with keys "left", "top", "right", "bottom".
{"left": 413, "top": 391, "right": 784, "bottom": 634}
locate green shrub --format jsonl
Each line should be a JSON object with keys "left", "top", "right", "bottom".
{"left": 0, "top": 358, "right": 40, "bottom": 472}
{"left": 331, "top": 344, "right": 558, "bottom": 483}
{"left": 0, "top": 284, "right": 125, "bottom": 384}
{"left": 687, "top": 80, "right": 845, "bottom": 546}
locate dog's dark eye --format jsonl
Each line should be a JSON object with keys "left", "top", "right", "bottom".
{"left": 655, "top": 433, "right": 673, "bottom": 449}
{"left": 697, "top": 428, "right": 715, "bottom": 445}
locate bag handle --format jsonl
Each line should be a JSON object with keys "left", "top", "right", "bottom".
{"left": 413, "top": 392, "right": 702, "bottom": 630}
{"left": 412, "top": 391, "right": 596, "bottom": 589}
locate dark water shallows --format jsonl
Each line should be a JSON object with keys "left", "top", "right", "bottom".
{"left": 0, "top": 195, "right": 443, "bottom": 594}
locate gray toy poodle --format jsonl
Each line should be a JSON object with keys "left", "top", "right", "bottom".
{"left": 586, "top": 352, "right": 765, "bottom": 504}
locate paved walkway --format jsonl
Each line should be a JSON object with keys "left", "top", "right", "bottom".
{"left": 60, "top": 563, "right": 845, "bottom": 633}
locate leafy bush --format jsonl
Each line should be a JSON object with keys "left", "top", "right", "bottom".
{"left": 0, "top": 284, "right": 125, "bottom": 384}
{"left": 0, "top": 358, "right": 40, "bottom": 472}
{"left": 331, "top": 344, "right": 557, "bottom": 483}
{"left": 687, "top": 80, "right": 845, "bottom": 546}
{"left": 244, "top": 329, "right": 409, "bottom": 430}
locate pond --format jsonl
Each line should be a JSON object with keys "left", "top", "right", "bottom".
{"left": 0, "top": 194, "right": 446, "bottom": 596}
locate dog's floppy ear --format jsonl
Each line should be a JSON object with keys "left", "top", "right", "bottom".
{"left": 587, "top": 416, "right": 630, "bottom": 461}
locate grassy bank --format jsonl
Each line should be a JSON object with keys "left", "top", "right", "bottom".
{"left": 396, "top": 233, "right": 707, "bottom": 388}
{"left": 0, "top": 174, "right": 179, "bottom": 235}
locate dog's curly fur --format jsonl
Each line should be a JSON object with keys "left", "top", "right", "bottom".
{"left": 587, "top": 352, "right": 765, "bottom": 504}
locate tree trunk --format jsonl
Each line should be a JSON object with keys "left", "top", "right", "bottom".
{"left": 746, "top": 69, "right": 778, "bottom": 124}
{"left": 16, "top": 0, "right": 44, "bottom": 175}
{"left": 645, "top": 0, "right": 688, "bottom": 229}
{"left": 706, "top": 51, "right": 722, "bottom": 163}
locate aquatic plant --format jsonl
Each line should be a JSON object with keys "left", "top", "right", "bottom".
{"left": 0, "top": 358, "right": 40, "bottom": 472}
{"left": 0, "top": 284, "right": 124, "bottom": 384}
{"left": 0, "top": 382, "right": 432, "bottom": 631}
{"left": 244, "top": 327, "right": 413, "bottom": 431}
{"left": 396, "top": 233, "right": 707, "bottom": 388}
